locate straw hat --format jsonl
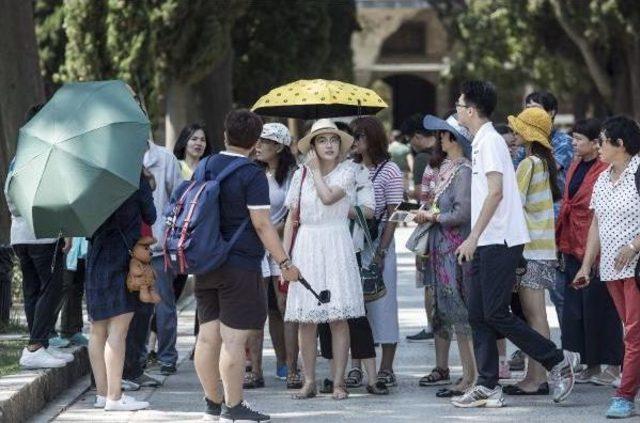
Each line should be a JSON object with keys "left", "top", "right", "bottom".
{"left": 297, "top": 119, "right": 353, "bottom": 155}
{"left": 507, "top": 108, "right": 553, "bottom": 149}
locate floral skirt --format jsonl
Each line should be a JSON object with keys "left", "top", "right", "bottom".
{"left": 517, "top": 260, "right": 557, "bottom": 290}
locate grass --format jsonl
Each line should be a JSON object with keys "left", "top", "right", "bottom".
{"left": 0, "top": 312, "right": 28, "bottom": 335}
{"left": 0, "top": 340, "right": 23, "bottom": 377}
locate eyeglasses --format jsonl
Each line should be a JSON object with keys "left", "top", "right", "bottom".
{"left": 455, "top": 102, "right": 471, "bottom": 109}
{"left": 316, "top": 136, "right": 341, "bottom": 145}
{"left": 353, "top": 133, "right": 366, "bottom": 142}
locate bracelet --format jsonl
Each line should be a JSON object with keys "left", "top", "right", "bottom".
{"left": 278, "top": 258, "right": 292, "bottom": 270}
{"left": 628, "top": 242, "right": 637, "bottom": 253}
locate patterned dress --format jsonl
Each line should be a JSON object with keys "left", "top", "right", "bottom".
{"left": 422, "top": 159, "right": 472, "bottom": 339}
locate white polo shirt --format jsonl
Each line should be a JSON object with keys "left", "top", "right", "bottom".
{"left": 471, "top": 122, "right": 530, "bottom": 247}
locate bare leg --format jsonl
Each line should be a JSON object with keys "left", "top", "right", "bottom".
{"left": 329, "top": 320, "right": 350, "bottom": 386}
{"left": 105, "top": 312, "right": 134, "bottom": 400}
{"left": 88, "top": 320, "right": 108, "bottom": 397}
{"left": 435, "top": 333, "right": 452, "bottom": 370}
{"left": 424, "top": 285, "right": 434, "bottom": 330}
{"left": 195, "top": 320, "right": 223, "bottom": 403}
{"left": 454, "top": 330, "right": 477, "bottom": 390}
{"left": 219, "top": 322, "right": 252, "bottom": 407}
{"left": 362, "top": 358, "right": 377, "bottom": 387}
{"left": 268, "top": 278, "right": 286, "bottom": 367}
{"left": 297, "top": 323, "right": 318, "bottom": 394}
{"left": 517, "top": 286, "right": 550, "bottom": 390}
{"left": 246, "top": 329, "right": 264, "bottom": 379}
{"left": 379, "top": 343, "right": 397, "bottom": 373}
{"left": 497, "top": 338, "right": 507, "bottom": 357}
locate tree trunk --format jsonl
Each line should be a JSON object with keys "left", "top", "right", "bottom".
{"left": 191, "top": 49, "right": 234, "bottom": 152}
{"left": 164, "top": 81, "right": 189, "bottom": 150}
{"left": 0, "top": 0, "right": 45, "bottom": 245}
{"left": 625, "top": 40, "right": 640, "bottom": 121}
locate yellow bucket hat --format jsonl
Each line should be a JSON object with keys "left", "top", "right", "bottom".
{"left": 508, "top": 107, "right": 553, "bottom": 149}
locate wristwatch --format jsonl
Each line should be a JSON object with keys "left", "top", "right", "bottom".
{"left": 278, "top": 258, "right": 293, "bottom": 270}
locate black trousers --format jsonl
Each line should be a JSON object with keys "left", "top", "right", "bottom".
{"left": 0, "top": 246, "right": 14, "bottom": 324}
{"left": 52, "top": 259, "right": 86, "bottom": 337}
{"left": 123, "top": 298, "right": 154, "bottom": 380}
{"left": 318, "top": 316, "right": 376, "bottom": 360}
{"left": 13, "top": 242, "right": 64, "bottom": 348}
{"left": 562, "top": 254, "right": 623, "bottom": 365}
{"left": 467, "top": 244, "right": 563, "bottom": 389}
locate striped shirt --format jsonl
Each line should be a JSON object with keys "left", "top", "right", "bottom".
{"left": 369, "top": 160, "right": 404, "bottom": 219}
{"left": 516, "top": 156, "right": 556, "bottom": 260}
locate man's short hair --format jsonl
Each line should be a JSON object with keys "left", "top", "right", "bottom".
{"left": 525, "top": 91, "right": 558, "bottom": 114}
{"left": 460, "top": 80, "right": 497, "bottom": 118}
{"left": 400, "top": 114, "right": 429, "bottom": 137}
{"left": 602, "top": 115, "right": 640, "bottom": 156}
{"left": 224, "top": 109, "right": 263, "bottom": 149}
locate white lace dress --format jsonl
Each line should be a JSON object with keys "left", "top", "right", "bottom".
{"left": 284, "top": 162, "right": 365, "bottom": 323}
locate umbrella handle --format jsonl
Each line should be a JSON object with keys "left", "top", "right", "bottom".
{"left": 357, "top": 99, "right": 361, "bottom": 117}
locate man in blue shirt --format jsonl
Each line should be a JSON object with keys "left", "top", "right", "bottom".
{"left": 194, "top": 110, "right": 300, "bottom": 423}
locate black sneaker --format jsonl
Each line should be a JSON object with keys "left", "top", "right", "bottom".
{"left": 406, "top": 329, "right": 434, "bottom": 342}
{"left": 160, "top": 364, "right": 177, "bottom": 375}
{"left": 220, "top": 401, "right": 270, "bottom": 422}
{"left": 204, "top": 397, "right": 222, "bottom": 420}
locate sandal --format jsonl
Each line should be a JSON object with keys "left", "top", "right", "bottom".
{"left": 286, "top": 372, "right": 303, "bottom": 390}
{"left": 366, "top": 381, "right": 389, "bottom": 395}
{"left": 503, "top": 382, "right": 549, "bottom": 396}
{"left": 292, "top": 384, "right": 317, "bottom": 400}
{"left": 345, "top": 367, "right": 363, "bottom": 388}
{"left": 377, "top": 370, "right": 397, "bottom": 387}
{"left": 319, "top": 378, "right": 334, "bottom": 394}
{"left": 419, "top": 367, "right": 450, "bottom": 387}
{"left": 242, "top": 372, "right": 265, "bottom": 389}
{"left": 332, "top": 384, "right": 349, "bottom": 400}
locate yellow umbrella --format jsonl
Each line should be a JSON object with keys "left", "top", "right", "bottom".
{"left": 251, "top": 79, "right": 387, "bottom": 119}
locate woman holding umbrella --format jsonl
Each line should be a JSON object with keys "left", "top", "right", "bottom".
{"left": 283, "top": 119, "right": 364, "bottom": 400}
{"left": 86, "top": 172, "right": 156, "bottom": 411}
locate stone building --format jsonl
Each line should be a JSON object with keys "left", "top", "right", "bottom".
{"left": 353, "top": 0, "right": 452, "bottom": 129}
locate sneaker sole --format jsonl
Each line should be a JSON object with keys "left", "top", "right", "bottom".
{"left": 406, "top": 338, "right": 432, "bottom": 343}
{"left": 219, "top": 419, "right": 270, "bottom": 423}
{"left": 452, "top": 398, "right": 504, "bottom": 408}
{"left": 20, "top": 363, "right": 66, "bottom": 369}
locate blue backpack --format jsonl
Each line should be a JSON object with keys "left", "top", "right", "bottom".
{"left": 163, "top": 156, "right": 252, "bottom": 275}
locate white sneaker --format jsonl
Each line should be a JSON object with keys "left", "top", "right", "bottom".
{"left": 451, "top": 385, "right": 504, "bottom": 408}
{"left": 46, "top": 347, "right": 74, "bottom": 363}
{"left": 612, "top": 375, "right": 621, "bottom": 389}
{"left": 19, "top": 347, "right": 66, "bottom": 369}
{"left": 94, "top": 395, "right": 106, "bottom": 408}
{"left": 104, "top": 394, "right": 149, "bottom": 411}
{"left": 121, "top": 379, "right": 141, "bottom": 391}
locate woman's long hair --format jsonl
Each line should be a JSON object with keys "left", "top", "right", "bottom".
{"left": 173, "top": 123, "right": 213, "bottom": 160}
{"left": 530, "top": 141, "right": 561, "bottom": 201}
{"left": 256, "top": 145, "right": 297, "bottom": 186}
{"left": 350, "top": 116, "right": 391, "bottom": 166}
{"left": 427, "top": 132, "right": 447, "bottom": 169}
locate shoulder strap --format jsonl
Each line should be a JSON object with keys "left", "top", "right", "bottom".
{"left": 635, "top": 164, "right": 640, "bottom": 197}
{"left": 354, "top": 206, "right": 374, "bottom": 250}
{"left": 371, "top": 159, "right": 389, "bottom": 183}
{"left": 193, "top": 156, "right": 253, "bottom": 183}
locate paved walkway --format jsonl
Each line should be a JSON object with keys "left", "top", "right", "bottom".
{"left": 39, "top": 228, "right": 619, "bottom": 422}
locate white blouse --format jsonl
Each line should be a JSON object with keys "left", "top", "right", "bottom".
{"left": 590, "top": 155, "right": 640, "bottom": 281}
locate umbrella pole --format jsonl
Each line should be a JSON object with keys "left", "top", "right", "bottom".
{"left": 50, "top": 230, "right": 63, "bottom": 273}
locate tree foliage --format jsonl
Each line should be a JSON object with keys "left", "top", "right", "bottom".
{"left": 232, "top": 0, "right": 357, "bottom": 107}
{"left": 431, "top": 0, "right": 640, "bottom": 119}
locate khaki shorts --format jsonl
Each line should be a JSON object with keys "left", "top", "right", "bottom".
{"left": 195, "top": 264, "right": 267, "bottom": 330}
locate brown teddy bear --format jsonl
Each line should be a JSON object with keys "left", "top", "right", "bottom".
{"left": 126, "top": 236, "right": 161, "bottom": 304}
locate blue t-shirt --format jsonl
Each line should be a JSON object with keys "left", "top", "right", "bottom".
{"left": 204, "top": 152, "right": 270, "bottom": 271}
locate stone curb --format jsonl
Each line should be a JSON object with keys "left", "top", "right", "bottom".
{"left": 0, "top": 346, "right": 89, "bottom": 423}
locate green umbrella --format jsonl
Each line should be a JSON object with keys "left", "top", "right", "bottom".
{"left": 7, "top": 80, "right": 150, "bottom": 238}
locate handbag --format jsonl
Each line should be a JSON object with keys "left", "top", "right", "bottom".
{"left": 354, "top": 206, "right": 387, "bottom": 302}
{"left": 405, "top": 163, "right": 468, "bottom": 257}
{"left": 278, "top": 166, "right": 308, "bottom": 294}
